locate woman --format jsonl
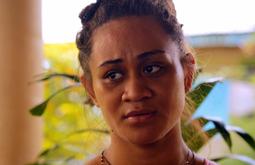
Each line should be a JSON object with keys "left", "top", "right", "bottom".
{"left": 76, "top": 0, "right": 217, "bottom": 164}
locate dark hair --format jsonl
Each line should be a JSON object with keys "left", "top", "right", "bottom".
{"left": 76, "top": 0, "right": 185, "bottom": 78}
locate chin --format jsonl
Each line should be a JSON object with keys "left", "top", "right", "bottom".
{"left": 129, "top": 136, "right": 161, "bottom": 146}
{"left": 112, "top": 117, "right": 179, "bottom": 147}
{"left": 121, "top": 126, "right": 172, "bottom": 146}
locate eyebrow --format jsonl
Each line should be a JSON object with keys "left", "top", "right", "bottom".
{"left": 98, "top": 49, "right": 165, "bottom": 68}
{"left": 137, "top": 49, "right": 165, "bottom": 60}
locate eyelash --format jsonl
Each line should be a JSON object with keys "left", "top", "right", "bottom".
{"left": 103, "top": 70, "right": 123, "bottom": 81}
{"left": 103, "top": 64, "right": 164, "bottom": 82}
{"left": 143, "top": 64, "right": 163, "bottom": 76}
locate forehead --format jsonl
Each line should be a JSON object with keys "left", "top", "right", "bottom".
{"left": 90, "top": 16, "right": 177, "bottom": 62}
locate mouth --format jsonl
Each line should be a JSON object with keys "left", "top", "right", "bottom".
{"left": 123, "top": 110, "right": 157, "bottom": 124}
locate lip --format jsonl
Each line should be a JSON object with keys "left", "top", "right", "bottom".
{"left": 123, "top": 110, "right": 157, "bottom": 124}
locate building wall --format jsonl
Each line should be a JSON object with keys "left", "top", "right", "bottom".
{"left": 195, "top": 47, "right": 247, "bottom": 73}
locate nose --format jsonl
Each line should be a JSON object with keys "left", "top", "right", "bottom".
{"left": 122, "top": 76, "right": 153, "bottom": 102}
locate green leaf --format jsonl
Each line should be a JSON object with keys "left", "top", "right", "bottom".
{"left": 212, "top": 154, "right": 255, "bottom": 164}
{"left": 30, "top": 99, "right": 50, "bottom": 116}
{"left": 65, "top": 156, "right": 76, "bottom": 162}
{"left": 26, "top": 163, "right": 49, "bottom": 165}
{"left": 188, "top": 77, "right": 222, "bottom": 109}
{"left": 35, "top": 73, "right": 80, "bottom": 83}
{"left": 192, "top": 117, "right": 231, "bottom": 150}
{"left": 196, "top": 117, "right": 210, "bottom": 128}
{"left": 203, "top": 117, "right": 232, "bottom": 150}
{"left": 39, "top": 145, "right": 60, "bottom": 157}
{"left": 67, "top": 129, "right": 110, "bottom": 138}
{"left": 214, "top": 121, "right": 232, "bottom": 150}
{"left": 205, "top": 128, "right": 218, "bottom": 138}
{"left": 195, "top": 117, "right": 255, "bottom": 152}
{"left": 29, "top": 84, "right": 80, "bottom": 116}
{"left": 227, "top": 125, "right": 255, "bottom": 151}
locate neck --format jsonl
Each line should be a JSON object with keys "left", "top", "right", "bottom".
{"left": 105, "top": 123, "right": 189, "bottom": 165}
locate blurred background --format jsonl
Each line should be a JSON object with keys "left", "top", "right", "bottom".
{"left": 0, "top": 0, "right": 254, "bottom": 164}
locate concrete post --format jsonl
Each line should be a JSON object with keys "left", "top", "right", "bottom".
{"left": 0, "top": 0, "right": 43, "bottom": 164}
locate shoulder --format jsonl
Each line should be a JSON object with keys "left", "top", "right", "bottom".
{"left": 85, "top": 155, "right": 101, "bottom": 165}
{"left": 194, "top": 154, "right": 218, "bottom": 165}
{"left": 204, "top": 159, "right": 219, "bottom": 165}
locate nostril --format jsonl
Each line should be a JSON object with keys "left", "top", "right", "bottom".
{"left": 121, "top": 85, "right": 153, "bottom": 102}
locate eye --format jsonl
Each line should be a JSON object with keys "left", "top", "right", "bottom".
{"left": 104, "top": 71, "right": 123, "bottom": 81}
{"left": 143, "top": 64, "right": 162, "bottom": 75}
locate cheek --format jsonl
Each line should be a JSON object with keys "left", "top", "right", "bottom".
{"left": 94, "top": 84, "right": 122, "bottom": 109}
{"left": 157, "top": 74, "right": 185, "bottom": 115}
{"left": 93, "top": 83, "right": 123, "bottom": 126}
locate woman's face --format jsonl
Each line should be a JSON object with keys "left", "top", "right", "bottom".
{"left": 84, "top": 16, "right": 187, "bottom": 145}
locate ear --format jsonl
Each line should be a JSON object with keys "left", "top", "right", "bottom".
{"left": 181, "top": 53, "right": 196, "bottom": 93}
{"left": 80, "top": 75, "right": 98, "bottom": 106}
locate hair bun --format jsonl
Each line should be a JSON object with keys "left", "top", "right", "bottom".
{"left": 79, "top": 0, "right": 102, "bottom": 24}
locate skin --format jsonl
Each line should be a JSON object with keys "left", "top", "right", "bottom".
{"left": 82, "top": 16, "right": 203, "bottom": 165}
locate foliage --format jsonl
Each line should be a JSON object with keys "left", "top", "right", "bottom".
{"left": 220, "top": 116, "right": 255, "bottom": 165}
{"left": 29, "top": 43, "right": 255, "bottom": 165}
{"left": 29, "top": 44, "right": 109, "bottom": 165}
